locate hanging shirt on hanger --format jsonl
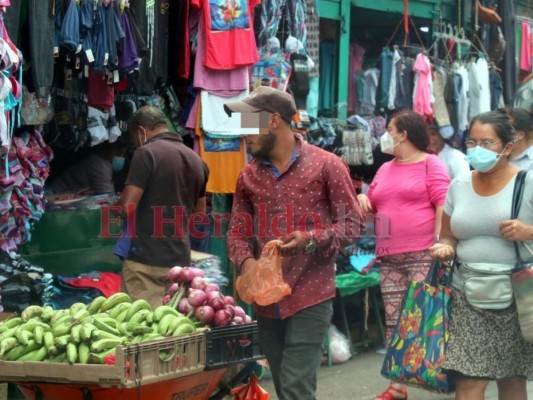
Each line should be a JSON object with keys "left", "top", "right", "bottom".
{"left": 360, "top": 68, "right": 379, "bottom": 115}
{"left": 432, "top": 67, "right": 452, "bottom": 137}
{"left": 387, "top": 48, "right": 401, "bottom": 110}
{"left": 412, "top": 52, "right": 433, "bottom": 121}
{"left": 468, "top": 57, "right": 491, "bottom": 120}
{"left": 193, "top": 14, "right": 249, "bottom": 92}
{"left": 192, "top": 0, "right": 261, "bottom": 70}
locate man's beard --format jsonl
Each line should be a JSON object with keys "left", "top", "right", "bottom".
{"left": 250, "top": 131, "right": 276, "bottom": 158}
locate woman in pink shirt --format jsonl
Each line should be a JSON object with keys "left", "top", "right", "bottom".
{"left": 357, "top": 110, "right": 450, "bottom": 400}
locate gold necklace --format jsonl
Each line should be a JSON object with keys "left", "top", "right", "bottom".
{"left": 397, "top": 151, "right": 421, "bottom": 163}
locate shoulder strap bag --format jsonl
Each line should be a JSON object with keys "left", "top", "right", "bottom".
{"left": 511, "top": 170, "right": 533, "bottom": 342}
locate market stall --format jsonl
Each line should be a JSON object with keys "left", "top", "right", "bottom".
{"left": 0, "top": 268, "right": 263, "bottom": 400}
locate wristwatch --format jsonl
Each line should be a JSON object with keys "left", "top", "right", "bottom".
{"left": 304, "top": 231, "right": 317, "bottom": 253}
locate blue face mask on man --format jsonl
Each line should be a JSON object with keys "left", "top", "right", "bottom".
{"left": 112, "top": 156, "right": 126, "bottom": 172}
{"left": 466, "top": 146, "right": 506, "bottom": 172}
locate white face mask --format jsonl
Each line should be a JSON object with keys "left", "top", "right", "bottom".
{"left": 380, "top": 132, "right": 399, "bottom": 155}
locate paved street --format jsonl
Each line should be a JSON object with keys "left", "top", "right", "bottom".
{"left": 258, "top": 348, "right": 533, "bottom": 400}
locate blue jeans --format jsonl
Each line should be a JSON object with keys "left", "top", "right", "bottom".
{"left": 257, "top": 300, "right": 333, "bottom": 400}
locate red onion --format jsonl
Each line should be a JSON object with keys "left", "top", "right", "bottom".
{"left": 232, "top": 316, "right": 244, "bottom": 325}
{"left": 244, "top": 315, "right": 252, "bottom": 324}
{"left": 206, "top": 291, "right": 225, "bottom": 311}
{"left": 195, "top": 306, "right": 215, "bottom": 324}
{"left": 188, "top": 289, "right": 207, "bottom": 307}
{"left": 214, "top": 309, "right": 232, "bottom": 327}
{"left": 168, "top": 283, "right": 180, "bottom": 296}
{"left": 189, "top": 267, "right": 205, "bottom": 279}
{"left": 225, "top": 304, "right": 235, "bottom": 318}
{"left": 178, "top": 298, "right": 194, "bottom": 314}
{"left": 168, "top": 266, "right": 183, "bottom": 283}
{"left": 191, "top": 276, "right": 207, "bottom": 290}
{"left": 180, "top": 267, "right": 195, "bottom": 283}
{"left": 204, "top": 283, "right": 220, "bottom": 293}
{"left": 162, "top": 294, "right": 171, "bottom": 305}
{"left": 223, "top": 296, "right": 235, "bottom": 306}
{"left": 234, "top": 306, "right": 247, "bottom": 320}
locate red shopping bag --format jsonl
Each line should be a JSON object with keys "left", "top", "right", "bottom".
{"left": 231, "top": 375, "right": 270, "bottom": 400}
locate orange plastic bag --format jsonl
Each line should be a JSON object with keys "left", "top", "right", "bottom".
{"left": 231, "top": 375, "right": 270, "bottom": 400}
{"left": 236, "top": 240, "right": 292, "bottom": 306}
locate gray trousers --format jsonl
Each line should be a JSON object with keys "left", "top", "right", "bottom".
{"left": 257, "top": 300, "right": 333, "bottom": 400}
{"left": 28, "top": 0, "right": 55, "bottom": 98}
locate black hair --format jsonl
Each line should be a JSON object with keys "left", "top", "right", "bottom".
{"left": 390, "top": 110, "right": 429, "bottom": 151}
{"left": 128, "top": 105, "right": 168, "bottom": 132}
{"left": 469, "top": 110, "right": 516, "bottom": 145}
{"left": 507, "top": 108, "right": 533, "bottom": 139}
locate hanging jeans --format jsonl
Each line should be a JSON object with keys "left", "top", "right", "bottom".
{"left": 28, "top": 0, "right": 55, "bottom": 98}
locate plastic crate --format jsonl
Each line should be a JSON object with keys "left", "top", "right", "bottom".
{"left": 0, "top": 333, "right": 206, "bottom": 388}
{"left": 205, "top": 322, "right": 263, "bottom": 370}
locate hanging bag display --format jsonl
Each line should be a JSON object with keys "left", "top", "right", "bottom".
{"left": 510, "top": 170, "right": 533, "bottom": 342}
{"left": 381, "top": 260, "right": 455, "bottom": 394}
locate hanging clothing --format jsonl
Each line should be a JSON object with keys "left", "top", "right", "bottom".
{"left": 497, "top": 0, "right": 517, "bottom": 104}
{"left": 455, "top": 64, "right": 470, "bottom": 132}
{"left": 387, "top": 48, "right": 401, "bottom": 110}
{"left": 193, "top": 14, "right": 249, "bottom": 93}
{"left": 360, "top": 68, "right": 379, "bottom": 116}
{"left": 412, "top": 53, "right": 433, "bottom": 121}
{"left": 468, "top": 57, "right": 491, "bottom": 120}
{"left": 319, "top": 41, "right": 336, "bottom": 112}
{"left": 520, "top": 22, "right": 532, "bottom": 72}
{"left": 348, "top": 43, "right": 365, "bottom": 113}
{"left": 432, "top": 67, "right": 452, "bottom": 135}
{"left": 378, "top": 47, "right": 393, "bottom": 110}
{"left": 305, "top": 0, "right": 320, "bottom": 77}
{"left": 194, "top": 100, "right": 247, "bottom": 194}
{"left": 398, "top": 57, "right": 414, "bottom": 111}
{"left": 119, "top": 9, "right": 140, "bottom": 73}
{"left": 200, "top": 89, "right": 249, "bottom": 136}
{"left": 191, "top": 0, "right": 260, "bottom": 70}
{"left": 286, "top": 0, "right": 306, "bottom": 50}
{"left": 489, "top": 67, "right": 504, "bottom": 110}
{"left": 256, "top": 0, "right": 283, "bottom": 50}
{"left": 176, "top": 0, "right": 192, "bottom": 79}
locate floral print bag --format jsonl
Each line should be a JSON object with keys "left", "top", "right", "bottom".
{"left": 380, "top": 260, "right": 455, "bottom": 394}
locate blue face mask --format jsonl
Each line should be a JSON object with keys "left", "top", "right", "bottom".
{"left": 112, "top": 156, "right": 126, "bottom": 172}
{"left": 466, "top": 146, "right": 505, "bottom": 172}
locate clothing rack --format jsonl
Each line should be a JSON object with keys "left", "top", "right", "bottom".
{"left": 516, "top": 16, "right": 533, "bottom": 24}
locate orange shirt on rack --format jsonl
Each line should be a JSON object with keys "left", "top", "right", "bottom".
{"left": 194, "top": 100, "right": 247, "bottom": 194}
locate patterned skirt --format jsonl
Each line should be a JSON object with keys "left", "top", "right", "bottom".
{"left": 443, "top": 290, "right": 533, "bottom": 379}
